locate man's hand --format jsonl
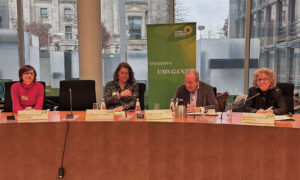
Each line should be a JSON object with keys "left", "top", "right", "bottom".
{"left": 187, "top": 104, "right": 194, "bottom": 113}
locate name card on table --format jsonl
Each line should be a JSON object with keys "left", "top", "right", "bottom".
{"left": 18, "top": 110, "right": 49, "bottom": 122}
{"left": 242, "top": 113, "right": 275, "bottom": 126}
{"left": 86, "top": 110, "right": 114, "bottom": 121}
{"left": 145, "top": 109, "right": 173, "bottom": 122}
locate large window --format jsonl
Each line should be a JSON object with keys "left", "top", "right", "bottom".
{"left": 101, "top": 0, "right": 169, "bottom": 109}
{"left": 40, "top": 8, "right": 48, "bottom": 20}
{"left": 175, "top": 0, "right": 244, "bottom": 95}
{"left": 21, "top": 0, "right": 78, "bottom": 95}
{"left": 128, "top": 16, "right": 142, "bottom": 40}
{"left": 250, "top": 0, "right": 300, "bottom": 92}
{"left": 0, "top": 0, "right": 19, "bottom": 82}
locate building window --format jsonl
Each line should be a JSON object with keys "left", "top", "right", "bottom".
{"left": 65, "top": 26, "right": 72, "bottom": 40}
{"left": 0, "top": 16, "right": 2, "bottom": 28}
{"left": 128, "top": 16, "right": 142, "bottom": 40}
{"left": 40, "top": 8, "right": 48, "bottom": 20}
{"left": 64, "top": 8, "right": 72, "bottom": 21}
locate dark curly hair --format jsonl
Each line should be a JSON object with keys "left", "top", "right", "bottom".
{"left": 113, "top": 62, "right": 135, "bottom": 82}
{"left": 19, "top": 65, "right": 37, "bottom": 82}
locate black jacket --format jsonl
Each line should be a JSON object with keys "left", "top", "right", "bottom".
{"left": 244, "top": 87, "right": 288, "bottom": 115}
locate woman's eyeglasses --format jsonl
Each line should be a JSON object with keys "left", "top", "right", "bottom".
{"left": 257, "top": 78, "right": 269, "bottom": 82}
{"left": 23, "top": 72, "right": 35, "bottom": 76}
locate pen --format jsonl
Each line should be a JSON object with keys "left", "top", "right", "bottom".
{"left": 266, "top": 106, "right": 273, "bottom": 110}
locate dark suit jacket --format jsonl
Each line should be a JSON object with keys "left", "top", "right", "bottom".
{"left": 174, "top": 82, "right": 218, "bottom": 111}
{"left": 244, "top": 87, "right": 288, "bottom": 115}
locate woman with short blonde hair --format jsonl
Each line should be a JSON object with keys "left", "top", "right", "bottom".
{"left": 252, "top": 68, "right": 277, "bottom": 89}
{"left": 244, "top": 68, "right": 288, "bottom": 115}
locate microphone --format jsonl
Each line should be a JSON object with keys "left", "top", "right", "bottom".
{"left": 244, "top": 92, "right": 260, "bottom": 104}
{"left": 226, "top": 92, "right": 260, "bottom": 111}
{"left": 7, "top": 89, "right": 15, "bottom": 120}
{"left": 65, "top": 88, "right": 74, "bottom": 119}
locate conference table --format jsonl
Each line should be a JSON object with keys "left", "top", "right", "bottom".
{"left": 0, "top": 111, "right": 300, "bottom": 180}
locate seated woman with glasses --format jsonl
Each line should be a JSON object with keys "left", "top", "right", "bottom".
{"left": 11, "top": 65, "right": 44, "bottom": 112}
{"left": 104, "top": 62, "right": 138, "bottom": 111}
{"left": 244, "top": 68, "right": 288, "bottom": 115}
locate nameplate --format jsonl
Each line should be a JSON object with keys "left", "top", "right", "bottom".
{"left": 18, "top": 110, "right": 49, "bottom": 122}
{"left": 242, "top": 113, "right": 275, "bottom": 126}
{"left": 145, "top": 109, "right": 173, "bottom": 120}
{"left": 86, "top": 110, "right": 114, "bottom": 121}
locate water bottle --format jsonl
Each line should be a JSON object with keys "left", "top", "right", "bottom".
{"left": 135, "top": 98, "right": 141, "bottom": 112}
{"left": 100, "top": 99, "right": 106, "bottom": 110}
{"left": 170, "top": 98, "right": 175, "bottom": 112}
{"left": 175, "top": 98, "right": 179, "bottom": 111}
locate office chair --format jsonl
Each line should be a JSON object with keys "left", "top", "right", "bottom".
{"left": 216, "top": 91, "right": 229, "bottom": 112}
{"left": 213, "top": 87, "right": 217, "bottom": 97}
{"left": 277, "top": 82, "right": 294, "bottom": 114}
{"left": 59, "top": 80, "right": 96, "bottom": 111}
{"left": 4, "top": 81, "right": 46, "bottom": 112}
{"left": 137, "top": 83, "right": 146, "bottom": 110}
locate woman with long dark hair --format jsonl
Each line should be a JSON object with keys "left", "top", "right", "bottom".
{"left": 104, "top": 62, "right": 138, "bottom": 111}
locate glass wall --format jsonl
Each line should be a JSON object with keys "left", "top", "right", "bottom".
{"left": 2, "top": 0, "right": 298, "bottom": 105}
{"left": 20, "top": 0, "right": 79, "bottom": 96}
{"left": 175, "top": 0, "right": 246, "bottom": 96}
{"left": 0, "top": 0, "right": 19, "bottom": 81}
{"left": 101, "top": 0, "right": 170, "bottom": 109}
{"left": 250, "top": 0, "right": 300, "bottom": 93}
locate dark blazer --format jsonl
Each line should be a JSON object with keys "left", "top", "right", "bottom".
{"left": 244, "top": 87, "right": 288, "bottom": 115}
{"left": 174, "top": 81, "right": 218, "bottom": 111}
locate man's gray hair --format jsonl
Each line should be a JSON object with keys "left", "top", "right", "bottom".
{"left": 185, "top": 69, "right": 199, "bottom": 81}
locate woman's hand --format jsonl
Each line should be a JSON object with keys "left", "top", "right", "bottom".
{"left": 25, "top": 107, "right": 33, "bottom": 110}
{"left": 120, "top": 89, "right": 132, "bottom": 97}
{"left": 256, "top": 109, "right": 274, "bottom": 114}
{"left": 113, "top": 106, "right": 124, "bottom": 112}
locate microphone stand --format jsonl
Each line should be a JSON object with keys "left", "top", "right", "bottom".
{"left": 65, "top": 88, "right": 74, "bottom": 119}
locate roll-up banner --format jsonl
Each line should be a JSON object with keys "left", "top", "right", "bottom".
{"left": 147, "top": 22, "right": 196, "bottom": 109}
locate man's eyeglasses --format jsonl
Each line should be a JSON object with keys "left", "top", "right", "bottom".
{"left": 257, "top": 78, "right": 269, "bottom": 82}
{"left": 23, "top": 72, "right": 35, "bottom": 76}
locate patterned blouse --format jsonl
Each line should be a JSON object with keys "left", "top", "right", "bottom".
{"left": 104, "top": 80, "right": 138, "bottom": 110}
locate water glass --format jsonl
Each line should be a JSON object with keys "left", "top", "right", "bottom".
{"left": 93, "top": 103, "right": 99, "bottom": 110}
{"left": 227, "top": 105, "right": 232, "bottom": 118}
{"left": 153, "top": 103, "right": 160, "bottom": 110}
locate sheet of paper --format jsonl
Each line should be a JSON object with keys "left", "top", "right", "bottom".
{"left": 145, "top": 109, "right": 173, "bottom": 120}
{"left": 242, "top": 113, "right": 275, "bottom": 126}
{"left": 18, "top": 110, "right": 49, "bottom": 122}
{"left": 275, "top": 115, "right": 294, "bottom": 121}
{"left": 86, "top": 109, "right": 114, "bottom": 121}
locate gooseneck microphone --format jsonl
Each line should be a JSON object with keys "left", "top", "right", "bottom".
{"left": 225, "top": 92, "right": 261, "bottom": 112}
{"left": 246, "top": 92, "right": 261, "bottom": 103}
{"left": 7, "top": 89, "right": 15, "bottom": 120}
{"left": 65, "top": 88, "right": 74, "bottom": 119}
